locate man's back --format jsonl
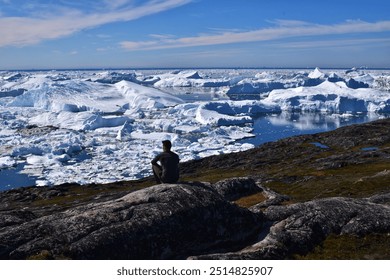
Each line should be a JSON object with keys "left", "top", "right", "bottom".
{"left": 152, "top": 151, "right": 179, "bottom": 183}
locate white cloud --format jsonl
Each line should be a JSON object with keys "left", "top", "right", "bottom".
{"left": 120, "top": 20, "right": 390, "bottom": 51}
{"left": 0, "top": 0, "right": 192, "bottom": 47}
{"left": 103, "top": 0, "right": 131, "bottom": 10}
{"left": 277, "top": 38, "right": 390, "bottom": 49}
{"left": 267, "top": 19, "right": 312, "bottom": 27}
{"left": 148, "top": 34, "right": 177, "bottom": 40}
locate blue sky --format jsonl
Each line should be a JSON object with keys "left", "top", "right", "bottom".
{"left": 0, "top": 0, "right": 389, "bottom": 69}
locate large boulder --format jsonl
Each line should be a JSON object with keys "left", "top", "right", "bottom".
{"left": 192, "top": 193, "right": 390, "bottom": 259}
{"left": 210, "top": 177, "right": 262, "bottom": 201}
{"left": 0, "top": 183, "right": 263, "bottom": 259}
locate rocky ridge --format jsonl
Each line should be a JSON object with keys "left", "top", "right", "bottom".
{"left": 0, "top": 181, "right": 263, "bottom": 259}
{"left": 0, "top": 119, "right": 389, "bottom": 259}
{"left": 193, "top": 190, "right": 390, "bottom": 259}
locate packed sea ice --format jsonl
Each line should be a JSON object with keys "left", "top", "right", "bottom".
{"left": 0, "top": 67, "right": 389, "bottom": 189}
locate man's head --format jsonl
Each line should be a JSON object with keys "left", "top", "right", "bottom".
{"left": 162, "top": 140, "right": 172, "bottom": 152}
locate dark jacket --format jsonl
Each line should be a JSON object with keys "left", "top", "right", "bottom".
{"left": 151, "top": 151, "right": 180, "bottom": 183}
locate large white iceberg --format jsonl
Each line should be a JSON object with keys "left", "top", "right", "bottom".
{"left": 264, "top": 80, "right": 390, "bottom": 113}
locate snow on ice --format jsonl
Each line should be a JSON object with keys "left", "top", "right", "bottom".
{"left": 0, "top": 68, "right": 389, "bottom": 189}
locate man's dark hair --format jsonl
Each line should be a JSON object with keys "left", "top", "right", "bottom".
{"left": 162, "top": 140, "right": 172, "bottom": 151}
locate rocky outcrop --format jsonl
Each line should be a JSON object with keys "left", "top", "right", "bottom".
{"left": 1, "top": 177, "right": 389, "bottom": 260}
{"left": 192, "top": 192, "right": 390, "bottom": 259}
{"left": 0, "top": 182, "right": 263, "bottom": 260}
{"left": 211, "top": 177, "right": 262, "bottom": 201}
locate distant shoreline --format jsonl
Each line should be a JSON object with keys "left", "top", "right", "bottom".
{"left": 2, "top": 67, "right": 390, "bottom": 72}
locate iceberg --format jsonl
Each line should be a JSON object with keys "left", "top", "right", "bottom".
{"left": 264, "top": 80, "right": 390, "bottom": 113}
{"left": 115, "top": 80, "right": 183, "bottom": 109}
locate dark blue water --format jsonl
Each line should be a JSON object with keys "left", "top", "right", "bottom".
{"left": 242, "top": 112, "right": 388, "bottom": 146}
{"left": 0, "top": 151, "right": 92, "bottom": 192}
{"left": 0, "top": 163, "right": 38, "bottom": 190}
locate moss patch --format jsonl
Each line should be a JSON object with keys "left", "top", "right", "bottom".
{"left": 181, "top": 168, "right": 251, "bottom": 184}
{"left": 264, "top": 160, "right": 390, "bottom": 203}
{"left": 234, "top": 192, "right": 267, "bottom": 208}
{"left": 295, "top": 234, "right": 390, "bottom": 260}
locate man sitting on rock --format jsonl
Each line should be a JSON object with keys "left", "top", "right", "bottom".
{"left": 151, "top": 140, "right": 180, "bottom": 184}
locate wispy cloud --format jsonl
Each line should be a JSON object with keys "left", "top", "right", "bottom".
{"left": 103, "top": 0, "right": 131, "bottom": 10}
{"left": 277, "top": 37, "right": 390, "bottom": 49}
{"left": 0, "top": 0, "right": 192, "bottom": 47}
{"left": 120, "top": 20, "right": 390, "bottom": 51}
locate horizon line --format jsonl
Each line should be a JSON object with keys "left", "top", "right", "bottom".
{"left": 2, "top": 66, "right": 389, "bottom": 72}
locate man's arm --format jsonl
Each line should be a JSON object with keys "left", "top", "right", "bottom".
{"left": 151, "top": 154, "right": 160, "bottom": 166}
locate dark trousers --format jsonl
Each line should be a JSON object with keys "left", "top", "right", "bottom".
{"left": 152, "top": 164, "right": 163, "bottom": 184}
{"left": 152, "top": 165, "right": 179, "bottom": 184}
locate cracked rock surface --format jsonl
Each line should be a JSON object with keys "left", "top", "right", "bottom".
{"left": 193, "top": 192, "right": 390, "bottom": 259}
{"left": 0, "top": 182, "right": 263, "bottom": 259}
{"left": 1, "top": 177, "right": 389, "bottom": 260}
